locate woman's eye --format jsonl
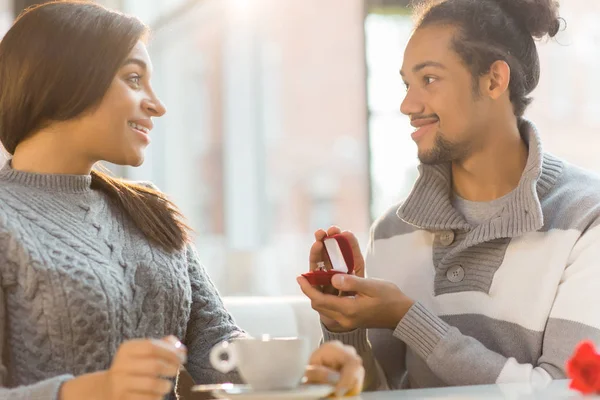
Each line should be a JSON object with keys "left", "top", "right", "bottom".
{"left": 128, "top": 75, "right": 141, "bottom": 87}
{"left": 424, "top": 76, "right": 437, "bottom": 85}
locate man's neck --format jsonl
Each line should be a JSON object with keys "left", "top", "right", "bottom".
{"left": 451, "top": 120, "right": 528, "bottom": 202}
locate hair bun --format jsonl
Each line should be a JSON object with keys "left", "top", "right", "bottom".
{"left": 494, "top": 0, "right": 562, "bottom": 38}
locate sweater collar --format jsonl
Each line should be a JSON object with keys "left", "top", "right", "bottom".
{"left": 0, "top": 161, "right": 93, "bottom": 194}
{"left": 397, "top": 119, "right": 563, "bottom": 239}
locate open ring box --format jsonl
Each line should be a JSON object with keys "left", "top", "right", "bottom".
{"left": 301, "top": 234, "right": 354, "bottom": 286}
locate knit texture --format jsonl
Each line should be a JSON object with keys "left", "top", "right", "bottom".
{"left": 0, "top": 163, "right": 245, "bottom": 399}
{"left": 321, "top": 120, "right": 600, "bottom": 389}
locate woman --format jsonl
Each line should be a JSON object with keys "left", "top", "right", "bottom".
{"left": 0, "top": 2, "right": 363, "bottom": 400}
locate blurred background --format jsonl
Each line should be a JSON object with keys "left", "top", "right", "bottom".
{"left": 1, "top": 0, "right": 599, "bottom": 297}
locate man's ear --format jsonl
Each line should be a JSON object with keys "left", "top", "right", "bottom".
{"left": 483, "top": 60, "right": 511, "bottom": 100}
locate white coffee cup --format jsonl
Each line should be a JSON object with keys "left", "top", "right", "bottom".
{"left": 209, "top": 336, "right": 310, "bottom": 390}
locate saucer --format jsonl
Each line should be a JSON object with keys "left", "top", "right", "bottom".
{"left": 192, "top": 383, "right": 335, "bottom": 400}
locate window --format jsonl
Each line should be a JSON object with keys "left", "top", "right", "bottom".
{"left": 121, "top": 0, "right": 371, "bottom": 296}
{"left": 365, "top": 12, "right": 417, "bottom": 218}
{"left": 365, "top": 1, "right": 600, "bottom": 212}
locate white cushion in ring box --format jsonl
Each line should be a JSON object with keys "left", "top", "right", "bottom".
{"left": 324, "top": 238, "right": 348, "bottom": 272}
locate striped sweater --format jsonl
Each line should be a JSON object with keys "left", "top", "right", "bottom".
{"left": 323, "top": 120, "right": 600, "bottom": 389}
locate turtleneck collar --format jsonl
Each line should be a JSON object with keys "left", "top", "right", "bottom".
{"left": 0, "top": 160, "right": 93, "bottom": 194}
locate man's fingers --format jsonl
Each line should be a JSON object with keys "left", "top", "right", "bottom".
{"left": 297, "top": 277, "right": 350, "bottom": 312}
{"left": 297, "top": 277, "right": 340, "bottom": 310}
{"left": 297, "top": 277, "right": 349, "bottom": 321}
{"left": 314, "top": 229, "right": 328, "bottom": 241}
{"left": 326, "top": 226, "right": 343, "bottom": 237}
{"left": 339, "top": 230, "right": 365, "bottom": 278}
{"left": 298, "top": 276, "right": 323, "bottom": 298}
{"left": 331, "top": 274, "right": 378, "bottom": 297}
{"left": 309, "top": 240, "right": 331, "bottom": 270}
{"left": 322, "top": 284, "right": 340, "bottom": 296}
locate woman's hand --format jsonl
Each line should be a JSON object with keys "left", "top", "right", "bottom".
{"left": 60, "top": 335, "right": 187, "bottom": 400}
{"left": 304, "top": 341, "right": 364, "bottom": 398}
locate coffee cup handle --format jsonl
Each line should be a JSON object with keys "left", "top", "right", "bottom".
{"left": 209, "top": 341, "right": 237, "bottom": 374}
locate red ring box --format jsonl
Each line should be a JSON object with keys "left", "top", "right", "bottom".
{"left": 302, "top": 234, "right": 354, "bottom": 286}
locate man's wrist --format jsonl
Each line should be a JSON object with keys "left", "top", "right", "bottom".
{"left": 321, "top": 317, "right": 352, "bottom": 333}
{"left": 391, "top": 298, "right": 415, "bottom": 329}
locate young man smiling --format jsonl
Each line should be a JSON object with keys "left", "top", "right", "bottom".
{"left": 298, "top": 0, "right": 600, "bottom": 391}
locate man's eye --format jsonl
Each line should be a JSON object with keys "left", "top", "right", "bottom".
{"left": 424, "top": 76, "right": 437, "bottom": 85}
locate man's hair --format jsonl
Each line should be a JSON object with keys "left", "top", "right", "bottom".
{"left": 414, "top": 0, "right": 562, "bottom": 117}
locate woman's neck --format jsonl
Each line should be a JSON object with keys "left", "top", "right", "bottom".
{"left": 12, "top": 127, "right": 95, "bottom": 175}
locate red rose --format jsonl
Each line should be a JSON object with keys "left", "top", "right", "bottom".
{"left": 567, "top": 341, "right": 600, "bottom": 394}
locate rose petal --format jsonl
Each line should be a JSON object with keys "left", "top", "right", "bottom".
{"left": 567, "top": 341, "right": 600, "bottom": 394}
{"left": 570, "top": 375, "right": 596, "bottom": 394}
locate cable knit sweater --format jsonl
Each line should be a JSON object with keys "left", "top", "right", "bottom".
{"left": 0, "top": 162, "right": 245, "bottom": 400}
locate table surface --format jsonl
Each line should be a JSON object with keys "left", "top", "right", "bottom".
{"left": 351, "top": 380, "right": 592, "bottom": 399}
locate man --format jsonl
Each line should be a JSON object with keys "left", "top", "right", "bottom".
{"left": 298, "top": 0, "right": 600, "bottom": 391}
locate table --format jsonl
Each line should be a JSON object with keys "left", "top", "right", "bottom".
{"left": 352, "top": 380, "right": 592, "bottom": 399}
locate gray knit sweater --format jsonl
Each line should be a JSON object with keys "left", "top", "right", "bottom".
{"left": 0, "top": 163, "right": 245, "bottom": 399}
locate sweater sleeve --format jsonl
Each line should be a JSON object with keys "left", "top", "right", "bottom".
{"left": 133, "top": 182, "right": 249, "bottom": 392}
{"left": 0, "top": 264, "right": 73, "bottom": 400}
{"left": 321, "top": 326, "right": 390, "bottom": 391}
{"left": 0, "top": 377, "right": 74, "bottom": 400}
{"left": 319, "top": 225, "right": 392, "bottom": 391}
{"left": 394, "top": 223, "right": 600, "bottom": 386}
{"left": 181, "top": 245, "right": 248, "bottom": 385}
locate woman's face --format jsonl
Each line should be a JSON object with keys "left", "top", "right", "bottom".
{"left": 77, "top": 40, "right": 166, "bottom": 167}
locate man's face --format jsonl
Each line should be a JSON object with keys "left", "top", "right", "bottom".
{"left": 400, "top": 24, "right": 490, "bottom": 164}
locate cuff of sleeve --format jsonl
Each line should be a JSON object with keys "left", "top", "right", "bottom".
{"left": 393, "top": 302, "right": 450, "bottom": 361}
{"left": 32, "top": 374, "right": 74, "bottom": 400}
{"left": 321, "top": 323, "right": 370, "bottom": 353}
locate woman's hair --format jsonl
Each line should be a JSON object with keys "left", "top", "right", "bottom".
{"left": 414, "top": 0, "right": 562, "bottom": 117}
{"left": 0, "top": 1, "right": 191, "bottom": 252}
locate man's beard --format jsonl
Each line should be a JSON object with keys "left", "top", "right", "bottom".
{"left": 418, "top": 131, "right": 469, "bottom": 165}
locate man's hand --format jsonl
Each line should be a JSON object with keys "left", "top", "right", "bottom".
{"left": 298, "top": 273, "right": 414, "bottom": 331}
{"left": 307, "top": 226, "right": 366, "bottom": 331}
{"left": 309, "top": 226, "right": 365, "bottom": 280}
